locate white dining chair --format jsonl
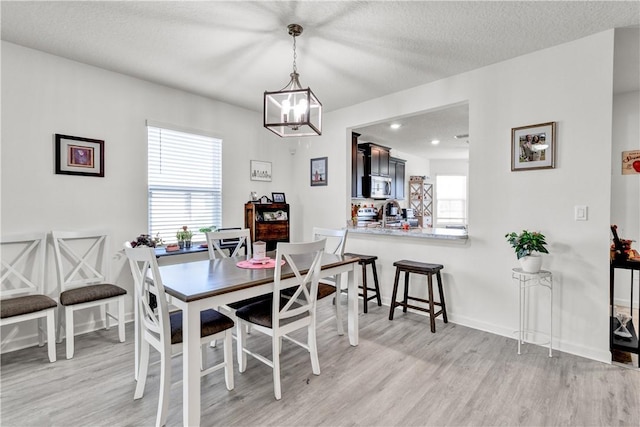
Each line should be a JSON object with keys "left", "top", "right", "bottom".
{"left": 236, "top": 239, "right": 325, "bottom": 400}
{"left": 1, "top": 232, "right": 57, "bottom": 362}
{"left": 125, "top": 246, "right": 234, "bottom": 427}
{"left": 51, "top": 230, "right": 126, "bottom": 359}
{"left": 312, "top": 227, "right": 348, "bottom": 335}
{"left": 205, "top": 228, "right": 251, "bottom": 259}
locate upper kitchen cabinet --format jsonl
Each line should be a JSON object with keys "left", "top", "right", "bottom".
{"left": 390, "top": 157, "right": 406, "bottom": 200}
{"left": 360, "top": 142, "right": 390, "bottom": 177}
{"left": 351, "top": 133, "right": 365, "bottom": 198}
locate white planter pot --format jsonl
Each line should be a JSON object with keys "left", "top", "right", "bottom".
{"left": 519, "top": 254, "right": 542, "bottom": 273}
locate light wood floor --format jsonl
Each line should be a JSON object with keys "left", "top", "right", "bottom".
{"left": 1, "top": 302, "right": 639, "bottom": 427}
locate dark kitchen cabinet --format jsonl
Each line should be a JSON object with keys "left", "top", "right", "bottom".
{"left": 359, "top": 142, "right": 391, "bottom": 177}
{"left": 351, "top": 133, "right": 365, "bottom": 198}
{"left": 390, "top": 157, "right": 406, "bottom": 200}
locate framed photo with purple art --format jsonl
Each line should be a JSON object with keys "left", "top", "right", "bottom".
{"left": 55, "top": 134, "right": 104, "bottom": 177}
{"left": 511, "top": 122, "right": 556, "bottom": 171}
{"left": 310, "top": 157, "right": 328, "bottom": 186}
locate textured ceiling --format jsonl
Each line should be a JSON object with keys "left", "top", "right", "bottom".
{"left": 2, "top": 1, "right": 638, "bottom": 159}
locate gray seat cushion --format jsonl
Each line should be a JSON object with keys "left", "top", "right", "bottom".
{"left": 59, "top": 283, "right": 126, "bottom": 306}
{"left": 1, "top": 295, "right": 57, "bottom": 318}
{"left": 169, "top": 309, "right": 234, "bottom": 345}
{"left": 235, "top": 297, "right": 308, "bottom": 329}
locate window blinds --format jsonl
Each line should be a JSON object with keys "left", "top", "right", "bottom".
{"left": 147, "top": 126, "right": 222, "bottom": 244}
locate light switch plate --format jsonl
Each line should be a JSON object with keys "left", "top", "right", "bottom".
{"left": 575, "top": 205, "right": 587, "bottom": 221}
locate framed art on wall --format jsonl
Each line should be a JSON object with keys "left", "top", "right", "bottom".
{"left": 310, "top": 157, "right": 328, "bottom": 186}
{"left": 511, "top": 122, "right": 556, "bottom": 171}
{"left": 55, "top": 134, "right": 104, "bottom": 177}
{"left": 250, "top": 160, "right": 272, "bottom": 181}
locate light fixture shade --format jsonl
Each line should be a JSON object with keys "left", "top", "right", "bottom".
{"left": 264, "top": 73, "right": 322, "bottom": 137}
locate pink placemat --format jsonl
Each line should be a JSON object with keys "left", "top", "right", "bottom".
{"left": 236, "top": 258, "right": 286, "bottom": 269}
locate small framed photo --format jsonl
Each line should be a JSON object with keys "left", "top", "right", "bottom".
{"left": 250, "top": 160, "right": 272, "bottom": 181}
{"left": 511, "top": 122, "right": 556, "bottom": 171}
{"left": 55, "top": 134, "right": 104, "bottom": 177}
{"left": 310, "top": 157, "right": 328, "bottom": 186}
{"left": 271, "top": 192, "right": 286, "bottom": 203}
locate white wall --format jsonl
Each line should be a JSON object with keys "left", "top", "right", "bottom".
{"left": 611, "top": 89, "right": 640, "bottom": 306}
{"left": 0, "top": 41, "right": 292, "bottom": 349}
{"left": 291, "top": 30, "right": 618, "bottom": 362}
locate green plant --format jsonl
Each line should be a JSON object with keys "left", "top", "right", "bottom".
{"left": 176, "top": 226, "right": 193, "bottom": 241}
{"left": 505, "top": 230, "right": 549, "bottom": 259}
{"left": 198, "top": 225, "right": 217, "bottom": 233}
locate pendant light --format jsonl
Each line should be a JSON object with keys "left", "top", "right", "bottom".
{"left": 264, "top": 24, "right": 322, "bottom": 137}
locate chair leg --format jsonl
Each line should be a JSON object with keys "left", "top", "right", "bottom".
{"left": 237, "top": 321, "right": 247, "bottom": 373}
{"left": 389, "top": 268, "right": 401, "bottom": 320}
{"left": 102, "top": 303, "right": 109, "bottom": 330}
{"left": 334, "top": 274, "right": 344, "bottom": 335}
{"left": 65, "top": 308, "right": 74, "bottom": 359}
{"left": 437, "top": 271, "right": 449, "bottom": 323}
{"left": 361, "top": 263, "right": 369, "bottom": 313}
{"left": 308, "top": 322, "right": 320, "bottom": 376}
{"left": 37, "top": 318, "right": 45, "bottom": 347}
{"left": 427, "top": 274, "right": 436, "bottom": 333}
{"left": 134, "top": 340, "right": 150, "bottom": 400}
{"left": 118, "top": 297, "right": 125, "bottom": 342}
{"left": 157, "top": 346, "right": 171, "bottom": 427}
{"left": 272, "top": 334, "right": 282, "bottom": 400}
{"left": 371, "top": 262, "right": 382, "bottom": 307}
{"left": 201, "top": 343, "right": 207, "bottom": 370}
{"left": 402, "top": 272, "right": 410, "bottom": 313}
{"left": 56, "top": 306, "right": 64, "bottom": 344}
{"left": 46, "top": 310, "right": 56, "bottom": 363}
{"left": 223, "top": 330, "right": 234, "bottom": 390}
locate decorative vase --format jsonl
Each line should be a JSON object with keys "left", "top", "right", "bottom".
{"left": 519, "top": 254, "right": 542, "bottom": 273}
{"left": 178, "top": 241, "right": 185, "bottom": 249}
{"left": 185, "top": 240, "right": 192, "bottom": 249}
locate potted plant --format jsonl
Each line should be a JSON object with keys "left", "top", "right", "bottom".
{"left": 176, "top": 226, "right": 193, "bottom": 249}
{"left": 505, "top": 230, "right": 549, "bottom": 273}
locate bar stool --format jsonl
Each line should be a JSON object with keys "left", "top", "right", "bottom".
{"left": 343, "top": 253, "right": 382, "bottom": 313}
{"left": 389, "top": 260, "right": 448, "bottom": 332}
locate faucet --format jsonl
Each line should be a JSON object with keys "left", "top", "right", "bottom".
{"left": 381, "top": 199, "right": 402, "bottom": 228}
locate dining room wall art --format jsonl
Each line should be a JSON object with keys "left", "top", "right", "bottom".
{"left": 310, "top": 157, "right": 328, "bottom": 186}
{"left": 621, "top": 150, "right": 640, "bottom": 175}
{"left": 250, "top": 160, "right": 272, "bottom": 181}
{"left": 510, "top": 122, "right": 556, "bottom": 171}
{"left": 54, "top": 133, "right": 104, "bottom": 177}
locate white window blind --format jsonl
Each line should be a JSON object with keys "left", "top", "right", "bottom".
{"left": 147, "top": 126, "right": 222, "bottom": 244}
{"left": 435, "top": 175, "right": 467, "bottom": 226}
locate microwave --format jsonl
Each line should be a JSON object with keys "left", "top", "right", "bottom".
{"left": 368, "top": 176, "right": 392, "bottom": 199}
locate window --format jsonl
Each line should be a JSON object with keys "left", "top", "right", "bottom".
{"left": 435, "top": 175, "right": 467, "bottom": 226}
{"left": 147, "top": 125, "right": 222, "bottom": 244}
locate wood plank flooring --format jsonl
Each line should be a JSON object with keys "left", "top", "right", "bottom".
{"left": 2, "top": 302, "right": 639, "bottom": 426}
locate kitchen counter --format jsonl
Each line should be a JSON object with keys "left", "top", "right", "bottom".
{"left": 347, "top": 225, "right": 468, "bottom": 240}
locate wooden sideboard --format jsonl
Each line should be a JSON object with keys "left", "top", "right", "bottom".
{"left": 244, "top": 202, "right": 290, "bottom": 251}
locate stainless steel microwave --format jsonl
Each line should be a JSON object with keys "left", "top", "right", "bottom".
{"left": 369, "top": 176, "right": 392, "bottom": 199}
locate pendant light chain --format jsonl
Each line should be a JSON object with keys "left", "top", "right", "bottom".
{"left": 292, "top": 33, "right": 298, "bottom": 74}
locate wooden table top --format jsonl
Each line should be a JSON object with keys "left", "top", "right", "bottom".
{"left": 158, "top": 252, "right": 358, "bottom": 302}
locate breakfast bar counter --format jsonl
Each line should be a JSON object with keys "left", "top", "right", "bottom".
{"left": 347, "top": 225, "right": 468, "bottom": 241}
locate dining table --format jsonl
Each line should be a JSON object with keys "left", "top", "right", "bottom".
{"left": 157, "top": 251, "right": 360, "bottom": 426}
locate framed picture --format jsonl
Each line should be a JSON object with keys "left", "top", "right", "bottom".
{"left": 250, "top": 160, "right": 272, "bottom": 181}
{"left": 55, "top": 134, "right": 104, "bottom": 177}
{"left": 271, "top": 192, "right": 286, "bottom": 203}
{"left": 621, "top": 150, "right": 640, "bottom": 175}
{"left": 511, "top": 122, "right": 556, "bottom": 171}
{"left": 310, "top": 157, "right": 328, "bottom": 186}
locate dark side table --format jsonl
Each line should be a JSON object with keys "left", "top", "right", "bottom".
{"left": 610, "top": 258, "right": 640, "bottom": 367}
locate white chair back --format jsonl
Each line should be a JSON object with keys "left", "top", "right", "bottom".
{"left": 1, "top": 232, "right": 47, "bottom": 298}
{"left": 205, "top": 229, "right": 251, "bottom": 259}
{"left": 124, "top": 246, "right": 170, "bottom": 353}
{"left": 51, "top": 230, "right": 111, "bottom": 291}
{"left": 273, "top": 239, "right": 326, "bottom": 327}
{"left": 312, "top": 227, "right": 348, "bottom": 256}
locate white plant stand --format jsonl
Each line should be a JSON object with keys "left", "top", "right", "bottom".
{"left": 512, "top": 268, "right": 553, "bottom": 357}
